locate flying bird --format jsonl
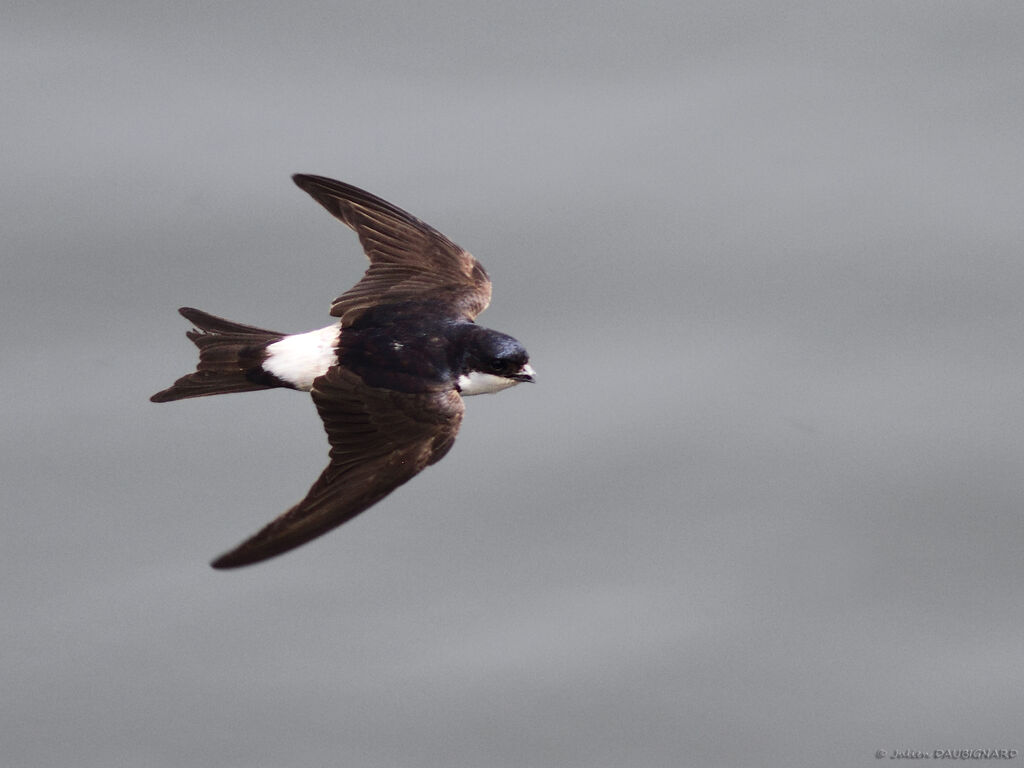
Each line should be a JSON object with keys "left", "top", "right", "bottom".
{"left": 152, "top": 174, "right": 534, "bottom": 569}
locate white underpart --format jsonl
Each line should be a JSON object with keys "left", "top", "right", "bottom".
{"left": 263, "top": 324, "right": 341, "bottom": 391}
{"left": 458, "top": 364, "right": 534, "bottom": 396}
{"left": 458, "top": 372, "right": 519, "bottom": 395}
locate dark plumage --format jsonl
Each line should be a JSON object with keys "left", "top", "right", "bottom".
{"left": 152, "top": 175, "right": 533, "bottom": 568}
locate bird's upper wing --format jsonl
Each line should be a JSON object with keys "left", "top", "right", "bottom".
{"left": 210, "top": 367, "right": 464, "bottom": 569}
{"left": 292, "top": 174, "right": 492, "bottom": 325}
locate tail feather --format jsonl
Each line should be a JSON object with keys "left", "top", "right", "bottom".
{"left": 151, "top": 308, "right": 286, "bottom": 402}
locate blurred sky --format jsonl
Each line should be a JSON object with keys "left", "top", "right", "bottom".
{"left": 4, "top": 2, "right": 1024, "bottom": 766}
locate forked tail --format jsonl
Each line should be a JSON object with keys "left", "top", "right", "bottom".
{"left": 150, "top": 308, "right": 286, "bottom": 402}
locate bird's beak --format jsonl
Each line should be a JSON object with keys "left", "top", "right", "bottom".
{"left": 512, "top": 364, "right": 536, "bottom": 383}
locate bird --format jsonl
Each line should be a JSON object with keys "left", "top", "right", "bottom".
{"left": 151, "top": 174, "right": 534, "bottom": 569}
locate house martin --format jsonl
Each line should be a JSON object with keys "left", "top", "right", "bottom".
{"left": 152, "top": 175, "right": 534, "bottom": 568}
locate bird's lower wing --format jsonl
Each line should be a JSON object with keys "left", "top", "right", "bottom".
{"left": 210, "top": 369, "right": 463, "bottom": 569}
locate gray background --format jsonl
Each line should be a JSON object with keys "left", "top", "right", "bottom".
{"left": 4, "top": 2, "right": 1023, "bottom": 766}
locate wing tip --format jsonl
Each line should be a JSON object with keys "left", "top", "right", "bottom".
{"left": 209, "top": 543, "right": 274, "bottom": 569}
{"left": 209, "top": 551, "right": 250, "bottom": 570}
{"left": 209, "top": 535, "right": 284, "bottom": 569}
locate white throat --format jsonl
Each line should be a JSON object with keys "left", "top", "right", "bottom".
{"left": 457, "top": 371, "right": 521, "bottom": 396}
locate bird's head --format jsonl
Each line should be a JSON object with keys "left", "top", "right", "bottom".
{"left": 457, "top": 328, "right": 534, "bottom": 395}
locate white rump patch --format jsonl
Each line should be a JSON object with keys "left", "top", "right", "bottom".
{"left": 263, "top": 324, "right": 340, "bottom": 390}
